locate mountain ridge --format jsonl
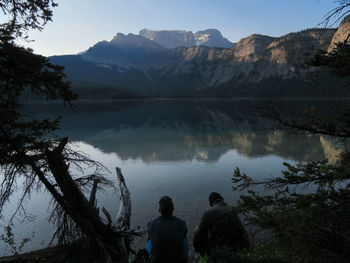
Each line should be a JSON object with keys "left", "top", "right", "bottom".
{"left": 49, "top": 20, "right": 350, "bottom": 98}
{"left": 81, "top": 33, "right": 177, "bottom": 70}
{"left": 139, "top": 28, "right": 234, "bottom": 48}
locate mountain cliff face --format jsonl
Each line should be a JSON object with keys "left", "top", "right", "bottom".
{"left": 139, "top": 28, "right": 234, "bottom": 48}
{"left": 227, "top": 34, "right": 277, "bottom": 62}
{"left": 50, "top": 20, "right": 350, "bottom": 98}
{"left": 328, "top": 15, "right": 350, "bottom": 52}
{"left": 80, "top": 29, "right": 234, "bottom": 70}
{"left": 194, "top": 29, "right": 235, "bottom": 48}
{"left": 157, "top": 29, "right": 335, "bottom": 92}
{"left": 139, "top": 29, "right": 196, "bottom": 48}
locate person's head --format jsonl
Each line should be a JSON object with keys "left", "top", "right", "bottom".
{"left": 158, "top": 196, "right": 174, "bottom": 216}
{"left": 208, "top": 192, "right": 224, "bottom": 207}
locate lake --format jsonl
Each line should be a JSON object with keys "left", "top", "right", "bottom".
{"left": 0, "top": 99, "right": 346, "bottom": 256}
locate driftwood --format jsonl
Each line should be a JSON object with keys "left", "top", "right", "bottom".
{"left": 45, "top": 140, "right": 123, "bottom": 262}
{"left": 38, "top": 139, "right": 132, "bottom": 262}
{"left": 115, "top": 167, "right": 131, "bottom": 230}
{"left": 0, "top": 138, "right": 137, "bottom": 262}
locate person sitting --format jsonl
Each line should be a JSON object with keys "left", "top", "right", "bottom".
{"left": 193, "top": 192, "right": 250, "bottom": 257}
{"left": 147, "top": 196, "right": 188, "bottom": 263}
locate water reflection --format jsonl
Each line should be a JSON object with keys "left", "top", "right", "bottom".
{"left": 52, "top": 100, "right": 337, "bottom": 162}
{"left": 2, "top": 99, "right": 345, "bottom": 256}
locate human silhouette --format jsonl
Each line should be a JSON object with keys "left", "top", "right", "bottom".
{"left": 193, "top": 192, "right": 250, "bottom": 258}
{"left": 147, "top": 196, "right": 188, "bottom": 263}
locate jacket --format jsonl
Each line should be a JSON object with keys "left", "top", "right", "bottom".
{"left": 147, "top": 215, "right": 188, "bottom": 263}
{"left": 193, "top": 200, "right": 250, "bottom": 255}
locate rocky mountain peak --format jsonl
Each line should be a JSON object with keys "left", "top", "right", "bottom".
{"left": 194, "top": 29, "right": 234, "bottom": 48}
{"left": 194, "top": 29, "right": 222, "bottom": 41}
{"left": 139, "top": 28, "right": 233, "bottom": 49}
{"left": 232, "top": 34, "right": 276, "bottom": 61}
{"left": 139, "top": 29, "right": 196, "bottom": 48}
{"left": 52, "top": 22, "right": 345, "bottom": 98}
{"left": 110, "top": 32, "right": 165, "bottom": 49}
{"left": 111, "top": 32, "right": 126, "bottom": 41}
{"left": 196, "top": 29, "right": 221, "bottom": 35}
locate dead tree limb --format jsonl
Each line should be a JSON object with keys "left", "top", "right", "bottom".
{"left": 43, "top": 138, "right": 129, "bottom": 263}
{"left": 115, "top": 167, "right": 131, "bottom": 230}
{"left": 89, "top": 180, "right": 98, "bottom": 208}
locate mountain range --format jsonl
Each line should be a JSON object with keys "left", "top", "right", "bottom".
{"left": 49, "top": 21, "right": 350, "bottom": 99}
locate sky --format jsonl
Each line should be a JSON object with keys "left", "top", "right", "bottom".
{"left": 24, "top": 0, "right": 341, "bottom": 56}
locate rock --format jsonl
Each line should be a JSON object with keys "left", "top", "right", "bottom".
{"left": 328, "top": 15, "right": 350, "bottom": 52}
{"left": 52, "top": 26, "right": 342, "bottom": 97}
{"left": 230, "top": 34, "right": 276, "bottom": 61}
{"left": 139, "top": 29, "right": 196, "bottom": 48}
{"left": 194, "top": 29, "right": 234, "bottom": 48}
{"left": 139, "top": 28, "right": 234, "bottom": 48}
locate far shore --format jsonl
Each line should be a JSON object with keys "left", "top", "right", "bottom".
{"left": 24, "top": 97, "right": 350, "bottom": 104}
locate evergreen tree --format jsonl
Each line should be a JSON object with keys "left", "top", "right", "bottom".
{"left": 0, "top": 2, "right": 133, "bottom": 262}
{"left": 225, "top": 4, "right": 350, "bottom": 262}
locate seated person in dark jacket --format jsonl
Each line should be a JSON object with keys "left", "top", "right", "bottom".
{"left": 147, "top": 196, "right": 188, "bottom": 263}
{"left": 193, "top": 192, "right": 250, "bottom": 256}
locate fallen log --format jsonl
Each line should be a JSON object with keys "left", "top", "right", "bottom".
{"left": 0, "top": 150, "right": 136, "bottom": 263}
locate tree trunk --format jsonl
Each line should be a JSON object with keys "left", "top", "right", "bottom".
{"left": 43, "top": 138, "right": 130, "bottom": 262}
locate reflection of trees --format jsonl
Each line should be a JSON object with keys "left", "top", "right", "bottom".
{"left": 78, "top": 128, "right": 326, "bottom": 162}
{"left": 40, "top": 100, "right": 350, "bottom": 163}
{"left": 52, "top": 100, "right": 335, "bottom": 162}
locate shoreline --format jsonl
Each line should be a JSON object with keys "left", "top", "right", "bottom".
{"left": 24, "top": 97, "right": 350, "bottom": 104}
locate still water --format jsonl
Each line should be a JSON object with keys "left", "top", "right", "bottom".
{"left": 0, "top": 99, "right": 344, "bottom": 256}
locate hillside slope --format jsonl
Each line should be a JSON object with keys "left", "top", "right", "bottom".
{"left": 50, "top": 23, "right": 350, "bottom": 98}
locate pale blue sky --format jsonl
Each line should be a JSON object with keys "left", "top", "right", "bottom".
{"left": 25, "top": 0, "right": 340, "bottom": 56}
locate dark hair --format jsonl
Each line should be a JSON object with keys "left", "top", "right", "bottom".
{"left": 209, "top": 192, "right": 224, "bottom": 207}
{"left": 159, "top": 196, "right": 174, "bottom": 216}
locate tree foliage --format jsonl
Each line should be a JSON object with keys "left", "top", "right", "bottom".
{"left": 230, "top": 11, "right": 350, "bottom": 263}
{"left": 0, "top": 1, "right": 135, "bottom": 262}
{"left": 321, "top": 0, "right": 350, "bottom": 28}
{"left": 233, "top": 155, "right": 350, "bottom": 262}
{"left": 0, "top": 0, "right": 77, "bottom": 221}
{"left": 0, "top": 0, "right": 57, "bottom": 40}
{"left": 231, "top": 105, "right": 350, "bottom": 261}
{"left": 309, "top": 40, "right": 350, "bottom": 77}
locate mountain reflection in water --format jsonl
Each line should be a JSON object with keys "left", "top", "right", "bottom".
{"left": 50, "top": 99, "right": 344, "bottom": 162}
{"left": 2, "top": 99, "right": 345, "bottom": 256}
